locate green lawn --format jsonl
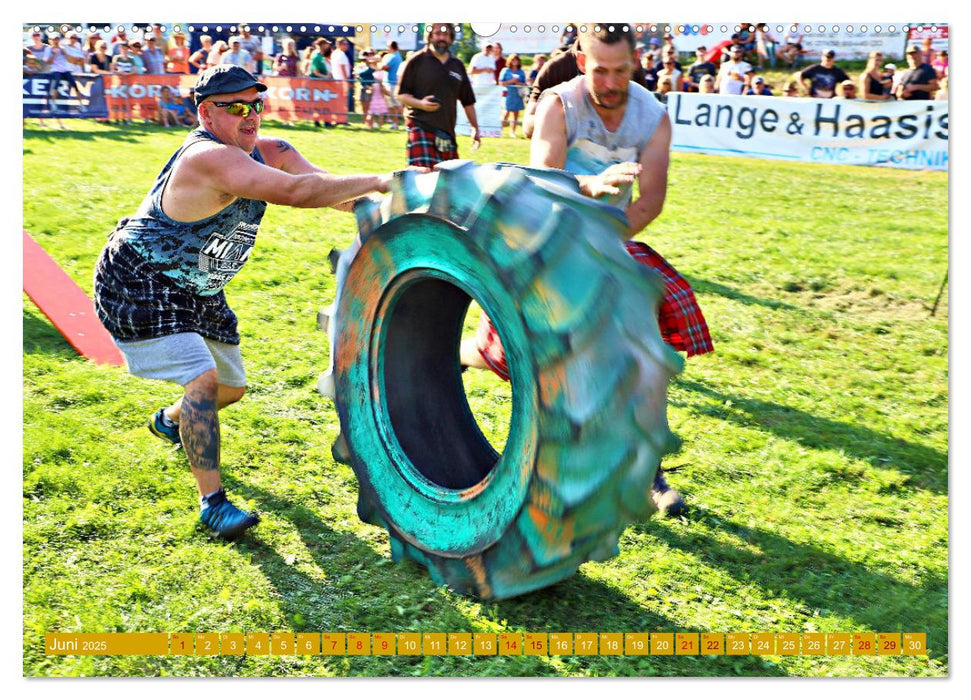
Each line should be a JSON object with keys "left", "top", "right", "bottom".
{"left": 23, "top": 118, "right": 947, "bottom": 677}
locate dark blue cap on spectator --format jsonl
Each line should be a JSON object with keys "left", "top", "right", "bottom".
{"left": 194, "top": 65, "right": 266, "bottom": 105}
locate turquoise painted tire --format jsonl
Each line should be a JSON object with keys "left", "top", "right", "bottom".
{"left": 331, "top": 161, "right": 684, "bottom": 600}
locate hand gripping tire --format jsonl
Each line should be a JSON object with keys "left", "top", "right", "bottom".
{"left": 327, "top": 161, "right": 684, "bottom": 600}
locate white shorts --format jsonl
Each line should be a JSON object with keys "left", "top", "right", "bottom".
{"left": 115, "top": 332, "right": 246, "bottom": 387}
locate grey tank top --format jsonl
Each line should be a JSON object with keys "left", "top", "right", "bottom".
{"left": 117, "top": 129, "right": 268, "bottom": 296}
{"left": 550, "top": 75, "right": 666, "bottom": 208}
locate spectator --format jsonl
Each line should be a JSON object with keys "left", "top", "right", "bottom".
{"left": 661, "top": 32, "right": 676, "bottom": 54}
{"left": 684, "top": 47, "right": 717, "bottom": 92}
{"left": 884, "top": 63, "right": 899, "bottom": 93}
{"left": 493, "top": 42, "right": 506, "bottom": 84}
{"left": 110, "top": 26, "right": 129, "bottom": 55}
{"left": 84, "top": 31, "right": 102, "bottom": 61}
{"left": 381, "top": 41, "right": 404, "bottom": 130}
{"left": 309, "top": 39, "right": 332, "bottom": 78}
{"left": 24, "top": 47, "right": 43, "bottom": 75}
{"left": 111, "top": 41, "right": 136, "bottom": 75}
{"left": 468, "top": 42, "right": 497, "bottom": 86}
{"left": 935, "top": 75, "right": 948, "bottom": 101}
{"left": 754, "top": 23, "right": 777, "bottom": 69}
{"left": 716, "top": 44, "right": 752, "bottom": 95}
{"left": 128, "top": 40, "right": 147, "bottom": 74}
{"left": 189, "top": 35, "right": 213, "bottom": 73}
{"left": 645, "top": 36, "right": 662, "bottom": 65}
{"left": 88, "top": 40, "right": 112, "bottom": 74}
{"left": 782, "top": 80, "right": 800, "bottom": 97}
{"left": 62, "top": 31, "right": 87, "bottom": 71}
{"left": 142, "top": 36, "right": 166, "bottom": 74}
{"left": 499, "top": 53, "right": 526, "bottom": 137}
{"left": 653, "top": 45, "right": 682, "bottom": 73}
{"left": 656, "top": 54, "right": 683, "bottom": 92}
{"left": 332, "top": 38, "right": 354, "bottom": 116}
{"left": 274, "top": 38, "right": 301, "bottom": 77}
{"left": 239, "top": 26, "right": 264, "bottom": 74}
{"left": 207, "top": 40, "right": 228, "bottom": 68}
{"left": 836, "top": 80, "right": 857, "bottom": 99}
{"left": 156, "top": 85, "right": 194, "bottom": 127}
{"left": 640, "top": 52, "right": 659, "bottom": 92}
{"left": 736, "top": 23, "right": 757, "bottom": 59}
{"left": 859, "top": 51, "right": 892, "bottom": 101}
{"left": 357, "top": 49, "right": 376, "bottom": 116}
{"left": 166, "top": 31, "right": 191, "bottom": 73}
{"left": 560, "top": 23, "right": 578, "bottom": 47}
{"left": 366, "top": 63, "right": 391, "bottom": 130}
{"left": 221, "top": 37, "right": 253, "bottom": 70}
{"left": 800, "top": 49, "right": 849, "bottom": 98}
{"left": 698, "top": 74, "right": 716, "bottom": 93}
{"left": 745, "top": 75, "right": 772, "bottom": 95}
{"left": 45, "top": 33, "right": 85, "bottom": 115}
{"left": 27, "top": 30, "right": 50, "bottom": 66}
{"left": 396, "top": 22, "right": 480, "bottom": 166}
{"left": 528, "top": 54, "right": 547, "bottom": 85}
{"left": 896, "top": 45, "right": 939, "bottom": 100}
{"left": 777, "top": 24, "right": 804, "bottom": 68}
{"left": 932, "top": 49, "right": 948, "bottom": 79}
{"left": 919, "top": 36, "right": 936, "bottom": 65}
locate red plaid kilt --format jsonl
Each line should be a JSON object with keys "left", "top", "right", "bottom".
{"left": 406, "top": 120, "right": 459, "bottom": 167}
{"left": 475, "top": 240, "right": 713, "bottom": 382}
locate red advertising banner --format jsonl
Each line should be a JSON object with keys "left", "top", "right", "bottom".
{"left": 102, "top": 75, "right": 348, "bottom": 124}
{"left": 103, "top": 74, "right": 186, "bottom": 121}
{"left": 260, "top": 77, "right": 348, "bottom": 124}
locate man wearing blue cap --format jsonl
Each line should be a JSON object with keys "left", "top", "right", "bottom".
{"left": 94, "top": 65, "right": 408, "bottom": 541}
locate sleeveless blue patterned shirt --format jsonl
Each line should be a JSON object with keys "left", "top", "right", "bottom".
{"left": 116, "top": 128, "right": 268, "bottom": 296}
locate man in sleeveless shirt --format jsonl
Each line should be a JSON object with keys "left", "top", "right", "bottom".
{"left": 94, "top": 65, "right": 413, "bottom": 541}
{"left": 464, "top": 26, "right": 713, "bottom": 517}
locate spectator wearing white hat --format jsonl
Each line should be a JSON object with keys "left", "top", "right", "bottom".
{"left": 220, "top": 37, "right": 253, "bottom": 73}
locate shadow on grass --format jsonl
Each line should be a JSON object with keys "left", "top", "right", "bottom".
{"left": 687, "top": 277, "right": 800, "bottom": 312}
{"left": 635, "top": 517, "right": 948, "bottom": 663}
{"left": 23, "top": 122, "right": 168, "bottom": 144}
{"left": 227, "top": 479, "right": 788, "bottom": 677}
{"left": 677, "top": 378, "right": 947, "bottom": 493}
{"left": 23, "top": 307, "right": 76, "bottom": 358}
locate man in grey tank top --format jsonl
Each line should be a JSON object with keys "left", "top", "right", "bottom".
{"left": 94, "top": 65, "right": 415, "bottom": 541}
{"left": 470, "top": 25, "right": 714, "bottom": 517}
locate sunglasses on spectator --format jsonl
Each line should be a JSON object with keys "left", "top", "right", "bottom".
{"left": 210, "top": 99, "right": 265, "bottom": 117}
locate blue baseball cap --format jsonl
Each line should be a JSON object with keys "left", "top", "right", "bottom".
{"left": 194, "top": 64, "right": 266, "bottom": 105}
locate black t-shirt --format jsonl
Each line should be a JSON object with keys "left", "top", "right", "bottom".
{"left": 800, "top": 64, "right": 850, "bottom": 98}
{"left": 899, "top": 63, "right": 938, "bottom": 99}
{"left": 687, "top": 61, "right": 717, "bottom": 85}
{"left": 397, "top": 46, "right": 476, "bottom": 135}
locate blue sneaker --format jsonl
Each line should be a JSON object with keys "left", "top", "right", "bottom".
{"left": 199, "top": 490, "right": 260, "bottom": 542}
{"left": 148, "top": 408, "right": 181, "bottom": 446}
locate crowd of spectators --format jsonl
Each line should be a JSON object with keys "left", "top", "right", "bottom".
{"left": 24, "top": 23, "right": 949, "bottom": 131}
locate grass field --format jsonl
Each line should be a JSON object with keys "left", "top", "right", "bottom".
{"left": 22, "top": 118, "right": 948, "bottom": 677}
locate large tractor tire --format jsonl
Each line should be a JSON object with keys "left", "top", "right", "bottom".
{"left": 326, "top": 161, "right": 684, "bottom": 600}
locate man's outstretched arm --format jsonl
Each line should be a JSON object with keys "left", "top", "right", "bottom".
{"left": 624, "top": 114, "right": 671, "bottom": 236}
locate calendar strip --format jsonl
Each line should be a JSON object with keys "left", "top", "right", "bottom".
{"left": 43, "top": 632, "right": 928, "bottom": 657}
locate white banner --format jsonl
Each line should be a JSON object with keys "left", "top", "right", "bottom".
{"left": 668, "top": 93, "right": 948, "bottom": 171}
{"left": 456, "top": 83, "right": 505, "bottom": 138}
